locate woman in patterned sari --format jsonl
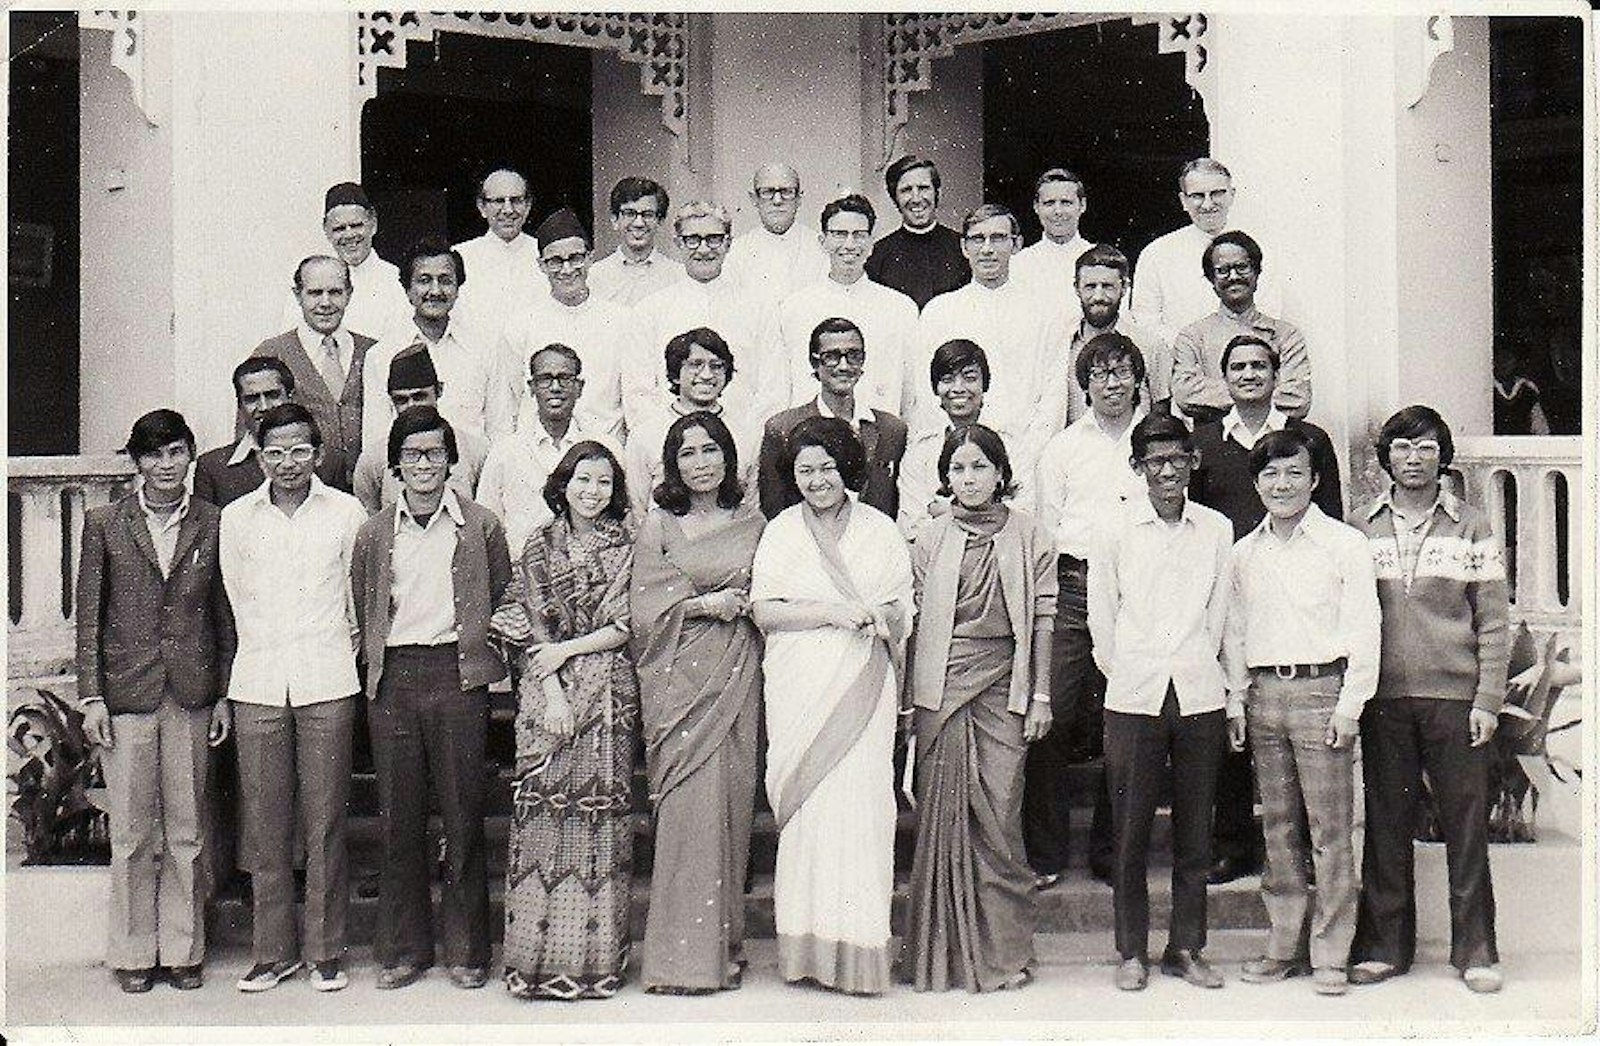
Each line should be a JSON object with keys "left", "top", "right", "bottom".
{"left": 751, "top": 416, "right": 914, "bottom": 996}
{"left": 500, "top": 441, "right": 638, "bottom": 1001}
{"left": 631, "top": 411, "right": 765, "bottom": 994}
{"left": 904, "top": 424, "right": 1057, "bottom": 992}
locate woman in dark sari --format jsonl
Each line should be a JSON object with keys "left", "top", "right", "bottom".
{"left": 904, "top": 423, "right": 1057, "bottom": 992}
{"left": 499, "top": 441, "right": 638, "bottom": 1001}
{"left": 630, "top": 411, "right": 765, "bottom": 994}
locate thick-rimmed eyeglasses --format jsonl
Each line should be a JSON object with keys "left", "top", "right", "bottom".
{"left": 1388, "top": 438, "right": 1441, "bottom": 459}
{"left": 1136, "top": 452, "right": 1195, "bottom": 474}
{"left": 755, "top": 187, "right": 799, "bottom": 201}
{"left": 680, "top": 233, "right": 729, "bottom": 250}
{"left": 540, "top": 252, "right": 588, "bottom": 271}
{"left": 531, "top": 373, "right": 581, "bottom": 389}
{"left": 481, "top": 195, "right": 528, "bottom": 210}
{"left": 816, "top": 349, "right": 866, "bottom": 368}
{"left": 259, "top": 444, "right": 315, "bottom": 464}
{"left": 1088, "top": 366, "right": 1136, "bottom": 384}
{"left": 398, "top": 447, "right": 451, "bottom": 465}
{"left": 617, "top": 206, "right": 660, "bottom": 222}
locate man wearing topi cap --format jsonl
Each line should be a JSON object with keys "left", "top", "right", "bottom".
{"left": 353, "top": 345, "right": 488, "bottom": 514}
{"left": 282, "top": 182, "right": 410, "bottom": 342}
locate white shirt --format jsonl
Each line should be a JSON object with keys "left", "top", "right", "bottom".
{"left": 1089, "top": 496, "right": 1233, "bottom": 716}
{"left": 296, "top": 323, "right": 357, "bottom": 385}
{"left": 1130, "top": 223, "right": 1284, "bottom": 346}
{"left": 452, "top": 231, "right": 544, "bottom": 350}
{"left": 623, "top": 394, "right": 761, "bottom": 519}
{"left": 765, "top": 274, "right": 919, "bottom": 418}
{"left": 1220, "top": 405, "right": 1290, "bottom": 451}
{"left": 498, "top": 292, "right": 630, "bottom": 441}
{"left": 137, "top": 485, "right": 189, "bottom": 578}
{"left": 1011, "top": 233, "right": 1094, "bottom": 310}
{"left": 1033, "top": 407, "right": 1147, "bottom": 558}
{"left": 219, "top": 477, "right": 367, "bottom": 706}
{"left": 626, "top": 273, "right": 768, "bottom": 425}
{"left": 1223, "top": 505, "right": 1383, "bottom": 721}
{"left": 476, "top": 420, "right": 618, "bottom": 557}
{"left": 280, "top": 252, "right": 411, "bottom": 343}
{"left": 723, "top": 223, "right": 829, "bottom": 306}
{"left": 352, "top": 426, "right": 488, "bottom": 516}
{"left": 588, "top": 247, "right": 682, "bottom": 307}
{"left": 387, "top": 488, "right": 463, "bottom": 647}
{"left": 362, "top": 316, "right": 508, "bottom": 452}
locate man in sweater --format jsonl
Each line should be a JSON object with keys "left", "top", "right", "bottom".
{"left": 1348, "top": 406, "right": 1508, "bottom": 994}
{"left": 865, "top": 155, "right": 969, "bottom": 310}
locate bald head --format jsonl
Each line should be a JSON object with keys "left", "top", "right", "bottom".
{"left": 750, "top": 163, "right": 802, "bottom": 235}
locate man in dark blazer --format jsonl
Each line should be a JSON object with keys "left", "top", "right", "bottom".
{"left": 76, "top": 409, "right": 235, "bottom": 994}
{"left": 194, "top": 356, "right": 346, "bottom": 507}
{"left": 757, "top": 316, "right": 907, "bottom": 519}
{"left": 249, "top": 254, "right": 376, "bottom": 489}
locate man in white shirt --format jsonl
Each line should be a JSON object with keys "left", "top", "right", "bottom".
{"left": 587, "top": 177, "right": 681, "bottom": 307}
{"left": 452, "top": 167, "right": 541, "bottom": 351}
{"left": 280, "top": 182, "right": 410, "bottom": 342}
{"left": 219, "top": 403, "right": 369, "bottom": 994}
{"left": 1027, "top": 332, "right": 1150, "bottom": 890}
{"left": 1224, "top": 428, "right": 1381, "bottom": 998}
{"left": 1011, "top": 168, "right": 1094, "bottom": 307}
{"left": 1062, "top": 245, "right": 1171, "bottom": 424}
{"left": 496, "top": 208, "right": 628, "bottom": 441}
{"left": 765, "top": 194, "right": 918, "bottom": 417}
{"left": 363, "top": 238, "right": 508, "bottom": 452}
{"left": 353, "top": 346, "right": 487, "bottom": 514}
{"left": 1088, "top": 412, "right": 1233, "bottom": 992}
{"left": 723, "top": 163, "right": 828, "bottom": 305}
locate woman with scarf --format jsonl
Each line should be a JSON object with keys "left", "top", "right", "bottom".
{"left": 751, "top": 415, "right": 914, "bottom": 996}
{"left": 904, "top": 423, "right": 1057, "bottom": 992}
{"left": 630, "top": 412, "right": 765, "bottom": 994}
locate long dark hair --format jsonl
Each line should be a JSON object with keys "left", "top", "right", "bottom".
{"left": 542, "top": 441, "right": 629, "bottom": 522}
{"left": 653, "top": 411, "right": 744, "bottom": 515}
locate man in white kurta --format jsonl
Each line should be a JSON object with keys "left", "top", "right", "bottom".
{"left": 722, "top": 163, "right": 828, "bottom": 307}
{"left": 280, "top": 182, "right": 411, "bottom": 342}
{"left": 1011, "top": 168, "right": 1095, "bottom": 312}
{"left": 496, "top": 208, "right": 629, "bottom": 442}
{"left": 765, "top": 194, "right": 918, "bottom": 418}
{"left": 452, "top": 168, "right": 543, "bottom": 353}
{"left": 587, "top": 176, "right": 683, "bottom": 307}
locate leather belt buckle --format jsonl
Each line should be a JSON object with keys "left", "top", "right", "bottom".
{"left": 1275, "top": 664, "right": 1298, "bottom": 680}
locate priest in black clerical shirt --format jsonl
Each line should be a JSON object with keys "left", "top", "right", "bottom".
{"left": 864, "top": 155, "right": 970, "bottom": 310}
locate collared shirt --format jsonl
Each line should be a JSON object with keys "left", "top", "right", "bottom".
{"left": 1089, "top": 496, "right": 1233, "bottom": 715}
{"left": 1130, "top": 223, "right": 1285, "bottom": 346}
{"left": 814, "top": 392, "right": 878, "bottom": 429}
{"left": 588, "top": 247, "right": 682, "bottom": 307}
{"left": 295, "top": 323, "right": 356, "bottom": 381}
{"left": 362, "top": 316, "right": 507, "bottom": 452}
{"left": 1220, "top": 405, "right": 1290, "bottom": 451}
{"left": 226, "top": 431, "right": 259, "bottom": 467}
{"left": 452, "top": 231, "right": 544, "bottom": 350}
{"left": 1062, "top": 311, "right": 1172, "bottom": 425}
{"left": 1223, "top": 504, "right": 1382, "bottom": 720}
{"left": 352, "top": 425, "right": 488, "bottom": 517}
{"left": 626, "top": 273, "right": 768, "bottom": 424}
{"left": 498, "top": 291, "right": 630, "bottom": 441}
{"left": 723, "top": 222, "right": 829, "bottom": 306}
{"left": 1033, "top": 407, "right": 1147, "bottom": 558}
{"left": 137, "top": 484, "right": 190, "bottom": 578}
{"left": 279, "top": 251, "right": 410, "bottom": 343}
{"left": 387, "top": 487, "right": 463, "bottom": 647}
{"left": 219, "top": 476, "right": 368, "bottom": 706}
{"left": 766, "top": 274, "right": 920, "bottom": 417}
{"left": 1011, "top": 233, "right": 1094, "bottom": 307}
{"left": 1364, "top": 485, "right": 1459, "bottom": 588}
{"left": 623, "top": 393, "right": 761, "bottom": 519}
{"left": 476, "top": 419, "right": 617, "bottom": 556}
{"left": 1171, "top": 306, "right": 1311, "bottom": 419}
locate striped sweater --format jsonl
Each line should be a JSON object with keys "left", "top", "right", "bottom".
{"left": 1354, "top": 488, "right": 1509, "bottom": 712}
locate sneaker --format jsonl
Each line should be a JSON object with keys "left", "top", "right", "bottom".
{"left": 310, "top": 960, "right": 348, "bottom": 992}
{"left": 1313, "top": 967, "right": 1349, "bottom": 996}
{"left": 167, "top": 964, "right": 204, "bottom": 990}
{"left": 236, "top": 959, "right": 303, "bottom": 992}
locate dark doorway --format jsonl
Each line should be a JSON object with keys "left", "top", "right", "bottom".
{"left": 1489, "top": 16, "right": 1583, "bottom": 436}
{"left": 361, "top": 30, "right": 593, "bottom": 262}
{"left": 982, "top": 18, "right": 1208, "bottom": 263}
{"left": 9, "top": 11, "right": 81, "bottom": 455}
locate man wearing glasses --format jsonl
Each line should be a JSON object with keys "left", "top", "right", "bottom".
{"left": 763, "top": 194, "right": 919, "bottom": 417}
{"left": 220, "top": 403, "right": 368, "bottom": 993}
{"left": 352, "top": 346, "right": 487, "bottom": 514}
{"left": 453, "top": 166, "right": 541, "bottom": 351}
{"left": 724, "top": 163, "right": 828, "bottom": 304}
{"left": 588, "top": 177, "right": 680, "bottom": 307}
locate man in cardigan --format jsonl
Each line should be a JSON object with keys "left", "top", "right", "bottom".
{"left": 1348, "top": 406, "right": 1509, "bottom": 993}
{"left": 77, "top": 410, "right": 235, "bottom": 993}
{"left": 351, "top": 405, "right": 514, "bottom": 991}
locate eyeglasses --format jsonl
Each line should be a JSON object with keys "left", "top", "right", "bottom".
{"left": 1137, "top": 452, "right": 1194, "bottom": 474}
{"left": 259, "top": 444, "right": 315, "bottom": 465}
{"left": 679, "top": 232, "right": 729, "bottom": 250}
{"left": 824, "top": 229, "right": 873, "bottom": 243}
{"left": 1213, "top": 263, "right": 1255, "bottom": 278}
{"left": 962, "top": 232, "right": 1015, "bottom": 248}
{"left": 815, "top": 349, "right": 866, "bottom": 368}
{"left": 531, "top": 372, "right": 581, "bottom": 389}
{"left": 481, "top": 195, "right": 528, "bottom": 209}
{"left": 540, "top": 252, "right": 588, "bottom": 271}
{"left": 682, "top": 358, "right": 728, "bottom": 375}
{"left": 1088, "top": 365, "right": 1136, "bottom": 384}
{"left": 617, "top": 206, "right": 660, "bottom": 222}
{"left": 754, "top": 187, "right": 799, "bottom": 201}
{"left": 1388, "top": 438, "right": 1442, "bottom": 459}
{"left": 397, "top": 447, "right": 451, "bottom": 465}
{"left": 1183, "top": 188, "right": 1231, "bottom": 205}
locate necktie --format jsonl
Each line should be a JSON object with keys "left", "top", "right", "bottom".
{"left": 317, "top": 333, "right": 345, "bottom": 393}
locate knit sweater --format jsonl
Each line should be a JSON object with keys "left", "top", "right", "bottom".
{"left": 1354, "top": 488, "right": 1509, "bottom": 712}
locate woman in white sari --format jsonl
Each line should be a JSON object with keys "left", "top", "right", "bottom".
{"left": 752, "top": 415, "right": 914, "bottom": 996}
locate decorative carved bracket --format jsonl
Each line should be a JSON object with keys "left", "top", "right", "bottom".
{"left": 82, "top": 10, "right": 158, "bottom": 126}
{"left": 1400, "top": 14, "right": 1455, "bottom": 109}
{"left": 1129, "top": 13, "right": 1216, "bottom": 115}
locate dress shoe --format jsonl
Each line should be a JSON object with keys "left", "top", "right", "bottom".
{"left": 997, "top": 968, "right": 1033, "bottom": 991}
{"left": 1160, "top": 949, "right": 1223, "bottom": 989}
{"left": 375, "top": 963, "right": 425, "bottom": 990}
{"left": 1239, "top": 956, "right": 1311, "bottom": 983}
{"left": 1313, "top": 967, "right": 1349, "bottom": 995}
{"left": 447, "top": 964, "right": 488, "bottom": 989}
{"left": 1348, "top": 960, "right": 1400, "bottom": 985}
{"left": 1115, "top": 957, "right": 1149, "bottom": 991}
{"left": 1462, "top": 966, "right": 1503, "bottom": 994}
{"left": 114, "top": 967, "right": 156, "bottom": 993}
{"left": 1033, "top": 871, "right": 1062, "bottom": 891}
{"left": 1206, "top": 855, "right": 1260, "bottom": 885}
{"left": 167, "top": 964, "right": 204, "bottom": 990}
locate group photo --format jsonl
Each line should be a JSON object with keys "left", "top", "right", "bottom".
{"left": 5, "top": 5, "right": 1592, "bottom": 1040}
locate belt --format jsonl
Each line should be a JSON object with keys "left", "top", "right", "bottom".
{"left": 1252, "top": 657, "right": 1346, "bottom": 680}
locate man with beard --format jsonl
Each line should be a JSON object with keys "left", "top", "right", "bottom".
{"left": 1061, "top": 245, "right": 1170, "bottom": 425}
{"left": 865, "top": 155, "right": 970, "bottom": 310}
{"left": 452, "top": 167, "right": 542, "bottom": 352}
{"left": 1011, "top": 168, "right": 1095, "bottom": 306}
{"left": 281, "top": 183, "right": 409, "bottom": 341}
{"left": 588, "top": 177, "right": 681, "bottom": 307}
{"left": 724, "top": 163, "right": 828, "bottom": 304}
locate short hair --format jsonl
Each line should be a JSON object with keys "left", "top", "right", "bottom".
{"left": 542, "top": 441, "right": 629, "bottom": 523}
{"left": 820, "top": 194, "right": 876, "bottom": 234}
{"left": 1221, "top": 333, "right": 1280, "bottom": 374}
{"left": 293, "top": 254, "right": 352, "bottom": 293}
{"left": 398, "top": 236, "right": 467, "bottom": 287}
{"left": 1376, "top": 404, "right": 1456, "bottom": 474}
{"left": 232, "top": 356, "right": 295, "bottom": 399}
{"left": 1130, "top": 412, "right": 1194, "bottom": 461}
{"left": 929, "top": 339, "right": 991, "bottom": 392}
{"left": 808, "top": 316, "right": 864, "bottom": 362}
{"left": 124, "top": 409, "right": 196, "bottom": 460}
{"left": 609, "top": 176, "right": 668, "bottom": 218}
{"left": 1201, "top": 230, "right": 1263, "bottom": 280}
{"left": 781, "top": 416, "right": 867, "bottom": 497}
{"left": 1075, "top": 243, "right": 1130, "bottom": 281}
{"left": 885, "top": 155, "right": 941, "bottom": 198}
{"left": 1178, "top": 157, "right": 1232, "bottom": 191}
{"left": 386, "top": 404, "right": 458, "bottom": 470}
{"left": 936, "top": 423, "right": 1017, "bottom": 501}
{"left": 672, "top": 200, "right": 732, "bottom": 237}
{"left": 477, "top": 165, "right": 529, "bottom": 199}
{"left": 961, "top": 204, "right": 1021, "bottom": 238}
{"left": 529, "top": 342, "right": 583, "bottom": 378}
{"left": 1248, "top": 427, "right": 1315, "bottom": 481}
{"left": 1075, "top": 331, "right": 1147, "bottom": 392}
{"left": 255, "top": 402, "right": 321, "bottom": 448}
{"left": 664, "top": 327, "right": 735, "bottom": 396}
{"left": 653, "top": 411, "right": 745, "bottom": 514}
{"left": 1034, "top": 167, "right": 1086, "bottom": 201}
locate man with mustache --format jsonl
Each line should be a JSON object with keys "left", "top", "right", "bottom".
{"left": 452, "top": 167, "right": 543, "bottom": 353}
{"left": 724, "top": 163, "right": 829, "bottom": 304}
{"left": 865, "top": 155, "right": 970, "bottom": 311}
{"left": 280, "top": 182, "right": 409, "bottom": 342}
{"left": 588, "top": 177, "right": 681, "bottom": 307}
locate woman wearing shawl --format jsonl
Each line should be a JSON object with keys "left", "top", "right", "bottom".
{"left": 630, "top": 412, "right": 766, "bottom": 994}
{"left": 498, "top": 441, "right": 638, "bottom": 1000}
{"left": 751, "top": 416, "right": 914, "bottom": 996}
{"left": 903, "top": 424, "right": 1057, "bottom": 992}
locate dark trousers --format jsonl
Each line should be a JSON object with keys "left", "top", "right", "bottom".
{"left": 1104, "top": 687, "right": 1225, "bottom": 961}
{"left": 370, "top": 645, "right": 491, "bottom": 970}
{"left": 1212, "top": 743, "right": 1265, "bottom": 865}
{"left": 1023, "top": 558, "right": 1112, "bottom": 876}
{"left": 1352, "top": 696, "right": 1498, "bottom": 971}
